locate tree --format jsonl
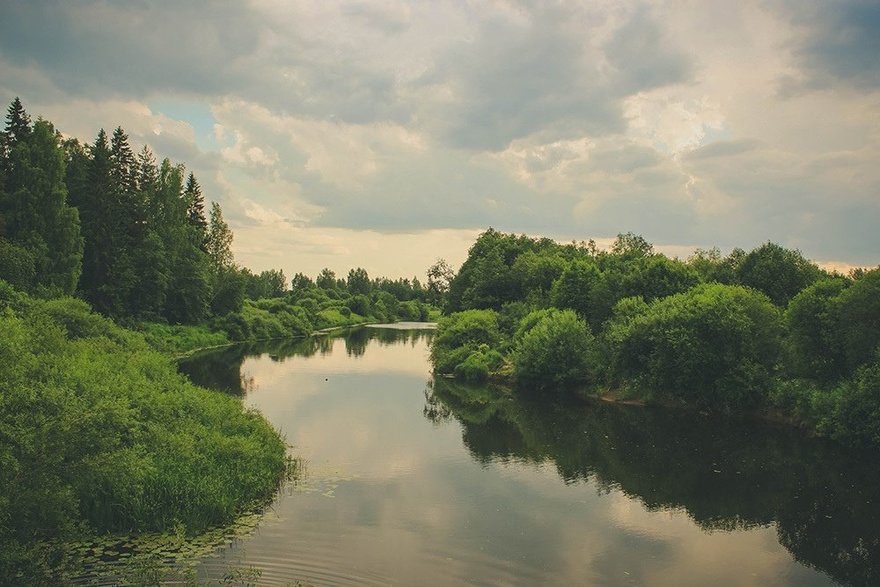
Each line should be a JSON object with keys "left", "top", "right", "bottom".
{"left": 736, "top": 242, "right": 823, "bottom": 306}
{"left": 550, "top": 259, "right": 600, "bottom": 319}
{"left": 316, "top": 268, "right": 337, "bottom": 290}
{"left": 78, "top": 129, "right": 118, "bottom": 313}
{"left": 184, "top": 172, "right": 207, "bottom": 245}
{"left": 785, "top": 278, "right": 850, "bottom": 381}
{"left": 0, "top": 97, "right": 31, "bottom": 169}
{"left": 431, "top": 309, "right": 502, "bottom": 374}
{"left": 611, "top": 232, "right": 653, "bottom": 259}
{"left": 1, "top": 117, "right": 82, "bottom": 294}
{"left": 289, "top": 272, "right": 314, "bottom": 297}
{"left": 206, "top": 201, "right": 234, "bottom": 274}
{"left": 347, "top": 267, "right": 371, "bottom": 295}
{"left": 833, "top": 269, "right": 880, "bottom": 374}
{"left": 426, "top": 258, "right": 455, "bottom": 306}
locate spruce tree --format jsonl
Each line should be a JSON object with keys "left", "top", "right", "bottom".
{"left": 184, "top": 172, "right": 207, "bottom": 243}
{"left": 78, "top": 129, "right": 122, "bottom": 314}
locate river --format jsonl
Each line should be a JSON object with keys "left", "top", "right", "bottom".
{"left": 178, "top": 324, "right": 880, "bottom": 586}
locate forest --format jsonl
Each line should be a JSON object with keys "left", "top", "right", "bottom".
{"left": 430, "top": 228, "right": 880, "bottom": 448}
{"left": 0, "top": 98, "right": 438, "bottom": 582}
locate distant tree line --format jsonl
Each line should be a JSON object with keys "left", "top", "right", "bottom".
{"left": 431, "top": 228, "right": 880, "bottom": 448}
{"left": 0, "top": 98, "right": 434, "bottom": 335}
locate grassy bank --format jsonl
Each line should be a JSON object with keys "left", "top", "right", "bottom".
{"left": 0, "top": 281, "right": 288, "bottom": 584}
{"left": 140, "top": 292, "right": 440, "bottom": 357}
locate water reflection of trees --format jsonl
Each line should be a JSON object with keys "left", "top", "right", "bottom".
{"left": 179, "top": 327, "right": 435, "bottom": 395}
{"left": 425, "top": 378, "right": 880, "bottom": 586}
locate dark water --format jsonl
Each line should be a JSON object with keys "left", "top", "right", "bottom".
{"left": 179, "top": 326, "right": 880, "bottom": 586}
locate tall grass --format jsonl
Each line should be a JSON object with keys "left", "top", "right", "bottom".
{"left": 0, "top": 281, "right": 287, "bottom": 583}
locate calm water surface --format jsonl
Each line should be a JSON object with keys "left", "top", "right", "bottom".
{"left": 179, "top": 326, "right": 880, "bottom": 586}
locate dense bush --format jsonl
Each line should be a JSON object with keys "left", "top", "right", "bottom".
{"left": 606, "top": 284, "right": 782, "bottom": 411}
{"left": 431, "top": 309, "right": 502, "bottom": 374}
{"left": 512, "top": 309, "right": 596, "bottom": 391}
{"left": 0, "top": 283, "right": 287, "bottom": 582}
{"left": 454, "top": 345, "right": 506, "bottom": 382}
{"left": 785, "top": 278, "right": 849, "bottom": 381}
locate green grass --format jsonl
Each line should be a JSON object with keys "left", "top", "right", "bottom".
{"left": 0, "top": 282, "right": 287, "bottom": 583}
{"left": 139, "top": 321, "right": 230, "bottom": 355}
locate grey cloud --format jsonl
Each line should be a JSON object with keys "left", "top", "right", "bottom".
{"left": 777, "top": 0, "right": 880, "bottom": 92}
{"left": 431, "top": 4, "right": 692, "bottom": 150}
{"left": 0, "top": 1, "right": 262, "bottom": 99}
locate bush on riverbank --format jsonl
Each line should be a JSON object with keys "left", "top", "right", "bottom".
{"left": 512, "top": 309, "right": 597, "bottom": 392}
{"left": 431, "top": 309, "right": 503, "bottom": 375}
{"left": 0, "top": 281, "right": 287, "bottom": 583}
{"left": 606, "top": 284, "right": 782, "bottom": 411}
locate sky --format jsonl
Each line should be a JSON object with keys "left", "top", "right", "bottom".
{"left": 1, "top": 0, "right": 878, "bottom": 280}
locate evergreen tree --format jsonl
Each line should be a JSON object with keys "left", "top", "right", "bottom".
{"left": 184, "top": 172, "right": 207, "bottom": 245}
{"left": 1, "top": 117, "right": 82, "bottom": 294}
{"left": 206, "top": 201, "right": 234, "bottom": 273}
{"left": 130, "top": 146, "right": 168, "bottom": 319}
{"left": 78, "top": 129, "right": 121, "bottom": 314}
{"left": 0, "top": 97, "right": 32, "bottom": 166}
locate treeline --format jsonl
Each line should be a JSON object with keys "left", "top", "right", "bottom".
{"left": 0, "top": 98, "right": 435, "bottom": 345}
{"left": 431, "top": 228, "right": 880, "bottom": 448}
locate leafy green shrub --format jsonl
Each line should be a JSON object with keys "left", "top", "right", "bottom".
{"left": 784, "top": 278, "right": 849, "bottom": 381}
{"left": 431, "top": 310, "right": 502, "bottom": 374}
{"left": 607, "top": 284, "right": 782, "bottom": 412}
{"left": 817, "top": 356, "right": 880, "bottom": 448}
{"left": 453, "top": 345, "right": 506, "bottom": 382}
{"left": 347, "top": 294, "right": 371, "bottom": 317}
{"left": 512, "top": 309, "right": 596, "bottom": 391}
{"left": 834, "top": 269, "right": 880, "bottom": 374}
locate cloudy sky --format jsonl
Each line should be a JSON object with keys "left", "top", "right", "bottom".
{"left": 1, "top": 0, "right": 878, "bottom": 279}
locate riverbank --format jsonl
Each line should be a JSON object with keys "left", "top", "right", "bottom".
{"left": 0, "top": 283, "right": 290, "bottom": 584}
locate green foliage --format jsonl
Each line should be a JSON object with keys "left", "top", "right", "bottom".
{"left": 454, "top": 346, "right": 505, "bottom": 382}
{"left": 215, "top": 299, "right": 313, "bottom": 341}
{"left": 607, "top": 284, "right": 782, "bottom": 412}
{"left": 736, "top": 242, "right": 823, "bottom": 306}
{"left": 512, "top": 309, "right": 596, "bottom": 391}
{"left": 0, "top": 237, "right": 35, "bottom": 290}
{"left": 139, "top": 322, "right": 230, "bottom": 355}
{"left": 1, "top": 116, "right": 83, "bottom": 294}
{"left": 211, "top": 267, "right": 247, "bottom": 316}
{"left": 821, "top": 356, "right": 880, "bottom": 447}
{"left": 431, "top": 309, "right": 502, "bottom": 374}
{"left": 687, "top": 247, "right": 740, "bottom": 284}
{"left": 834, "top": 269, "right": 880, "bottom": 374}
{"left": 785, "top": 278, "right": 850, "bottom": 381}
{"left": 0, "top": 284, "right": 286, "bottom": 582}
{"left": 550, "top": 259, "right": 600, "bottom": 319}
{"left": 347, "top": 267, "right": 371, "bottom": 295}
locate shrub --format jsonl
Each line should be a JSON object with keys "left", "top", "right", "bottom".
{"left": 431, "top": 310, "right": 502, "bottom": 375}
{"left": 607, "top": 283, "right": 782, "bottom": 412}
{"left": 512, "top": 309, "right": 596, "bottom": 392}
